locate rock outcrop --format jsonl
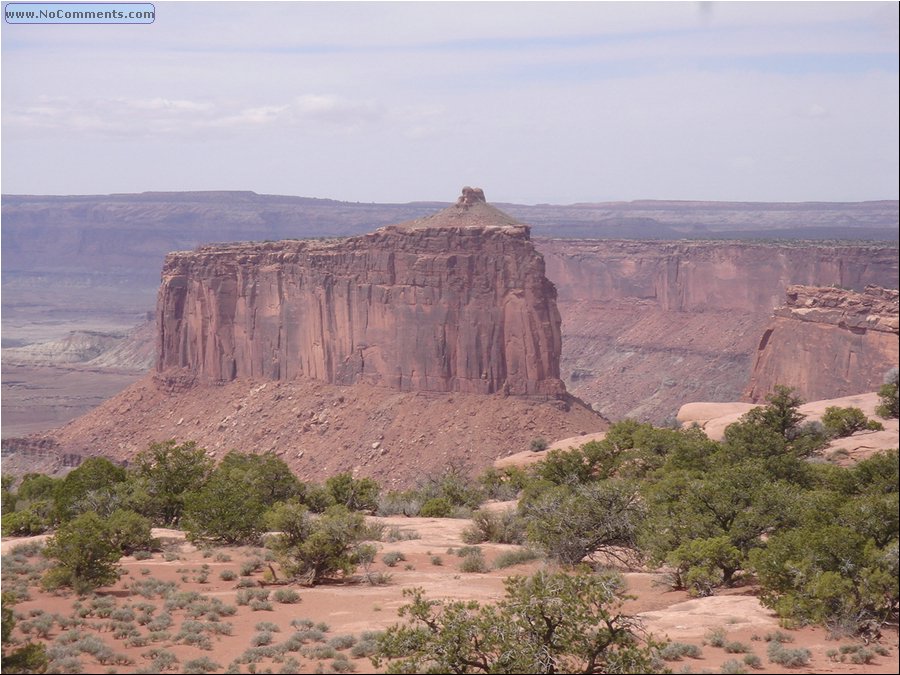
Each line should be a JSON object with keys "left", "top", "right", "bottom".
{"left": 538, "top": 240, "right": 899, "bottom": 421}
{"left": 744, "top": 285, "right": 899, "bottom": 402}
{"left": 156, "top": 189, "right": 566, "bottom": 398}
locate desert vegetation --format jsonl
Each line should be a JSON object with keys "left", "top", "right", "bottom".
{"left": 2, "top": 386, "right": 898, "bottom": 673}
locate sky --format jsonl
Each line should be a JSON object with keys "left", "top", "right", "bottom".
{"left": 1, "top": 1, "right": 898, "bottom": 204}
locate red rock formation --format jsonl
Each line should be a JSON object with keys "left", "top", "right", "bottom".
{"left": 156, "top": 190, "right": 566, "bottom": 398}
{"left": 538, "top": 239, "right": 899, "bottom": 421}
{"left": 744, "top": 285, "right": 899, "bottom": 402}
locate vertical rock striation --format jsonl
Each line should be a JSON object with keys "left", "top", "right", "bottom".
{"left": 156, "top": 189, "right": 566, "bottom": 398}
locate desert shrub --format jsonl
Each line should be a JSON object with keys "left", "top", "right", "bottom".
{"left": 381, "top": 552, "right": 405, "bottom": 567}
{"left": 724, "top": 641, "right": 750, "bottom": 654}
{"left": 430, "top": 555, "right": 443, "bottom": 566}
{"left": 375, "top": 491, "right": 424, "bottom": 517}
{"left": 821, "top": 406, "right": 883, "bottom": 438}
{"left": 492, "top": 548, "right": 539, "bottom": 569}
{"left": 239, "top": 559, "right": 262, "bottom": 576}
{"left": 324, "top": 473, "right": 380, "bottom": 512}
{"left": 530, "top": 438, "right": 549, "bottom": 452}
{"left": 2, "top": 592, "right": 51, "bottom": 674}
{"left": 459, "top": 550, "right": 488, "bottom": 573}
{"left": 249, "top": 599, "right": 273, "bottom": 612}
{"left": 133, "top": 550, "right": 154, "bottom": 561}
{"left": 251, "top": 631, "right": 275, "bottom": 647}
{"left": 350, "top": 637, "right": 379, "bottom": 658}
{"left": 236, "top": 588, "right": 270, "bottom": 606}
{"left": 328, "top": 634, "right": 356, "bottom": 650}
{"left": 219, "top": 570, "right": 237, "bottom": 581}
{"left": 330, "top": 654, "right": 356, "bottom": 672}
{"left": 743, "top": 653, "right": 762, "bottom": 669}
{"left": 272, "top": 588, "right": 300, "bottom": 604}
{"left": 478, "top": 466, "right": 530, "bottom": 501}
{"left": 767, "top": 642, "right": 811, "bottom": 667}
{"left": 130, "top": 578, "right": 177, "bottom": 599}
{"left": 763, "top": 630, "right": 793, "bottom": 643}
{"left": 308, "top": 645, "right": 337, "bottom": 660}
{"left": 381, "top": 525, "right": 420, "bottom": 542}
{"left": 705, "top": 627, "right": 727, "bottom": 648}
{"left": 720, "top": 659, "right": 749, "bottom": 674}
{"left": 182, "top": 656, "right": 221, "bottom": 673}
{"left": 367, "top": 571, "right": 394, "bottom": 586}
{"left": 849, "top": 647, "right": 877, "bottom": 664}
{"left": 141, "top": 647, "right": 178, "bottom": 672}
{"left": 462, "top": 508, "right": 526, "bottom": 545}
{"left": 418, "top": 497, "right": 453, "bottom": 518}
{"left": 876, "top": 368, "right": 899, "bottom": 418}
{"left": 658, "top": 642, "right": 703, "bottom": 661}
{"left": 521, "top": 480, "right": 643, "bottom": 565}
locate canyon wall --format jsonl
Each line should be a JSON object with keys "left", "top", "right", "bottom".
{"left": 745, "top": 285, "right": 899, "bottom": 403}
{"left": 157, "top": 221, "right": 565, "bottom": 398}
{"left": 539, "top": 240, "right": 899, "bottom": 421}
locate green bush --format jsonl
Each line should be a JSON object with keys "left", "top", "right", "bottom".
{"left": 324, "top": 473, "right": 380, "bottom": 512}
{"left": 373, "top": 570, "right": 658, "bottom": 674}
{"left": 42, "top": 512, "right": 121, "bottom": 594}
{"left": 1, "top": 507, "right": 51, "bottom": 537}
{"left": 876, "top": 368, "right": 898, "bottom": 418}
{"left": 106, "top": 509, "right": 155, "bottom": 555}
{"left": 266, "top": 504, "right": 367, "bottom": 585}
{"left": 418, "top": 497, "right": 453, "bottom": 518}
{"left": 462, "top": 508, "right": 525, "bottom": 545}
{"left": 821, "top": 406, "right": 883, "bottom": 438}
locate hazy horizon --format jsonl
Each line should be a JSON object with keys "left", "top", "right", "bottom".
{"left": 2, "top": 1, "right": 898, "bottom": 204}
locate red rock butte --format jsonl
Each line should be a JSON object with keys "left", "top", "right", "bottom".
{"left": 156, "top": 188, "right": 567, "bottom": 399}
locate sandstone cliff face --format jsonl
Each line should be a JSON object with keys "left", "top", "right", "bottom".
{"left": 745, "top": 285, "right": 899, "bottom": 402}
{"left": 538, "top": 240, "right": 899, "bottom": 421}
{"left": 157, "top": 200, "right": 565, "bottom": 398}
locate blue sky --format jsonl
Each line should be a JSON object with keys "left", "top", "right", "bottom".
{"left": 1, "top": 1, "right": 898, "bottom": 203}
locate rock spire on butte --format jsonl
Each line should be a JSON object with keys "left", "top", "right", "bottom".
{"left": 395, "top": 186, "right": 523, "bottom": 229}
{"left": 156, "top": 187, "right": 567, "bottom": 398}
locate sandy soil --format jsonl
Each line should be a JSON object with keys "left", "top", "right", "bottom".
{"left": 3, "top": 517, "right": 897, "bottom": 675}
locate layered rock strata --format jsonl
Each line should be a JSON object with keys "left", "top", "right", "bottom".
{"left": 744, "top": 285, "right": 899, "bottom": 402}
{"left": 157, "top": 190, "right": 566, "bottom": 398}
{"left": 538, "top": 240, "right": 898, "bottom": 421}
